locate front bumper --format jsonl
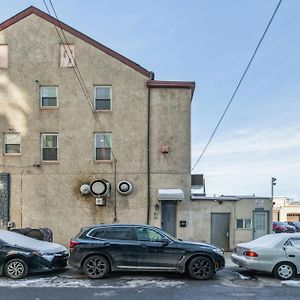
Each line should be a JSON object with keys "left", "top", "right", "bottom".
{"left": 215, "top": 256, "right": 225, "bottom": 271}
{"left": 31, "top": 253, "right": 68, "bottom": 273}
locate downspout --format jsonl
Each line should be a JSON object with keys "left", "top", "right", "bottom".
{"left": 147, "top": 72, "right": 155, "bottom": 224}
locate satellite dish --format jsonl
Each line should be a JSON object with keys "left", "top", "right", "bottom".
{"left": 90, "top": 179, "right": 111, "bottom": 197}
{"left": 117, "top": 180, "right": 133, "bottom": 195}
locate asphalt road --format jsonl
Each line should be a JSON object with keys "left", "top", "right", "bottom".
{"left": 0, "top": 266, "right": 300, "bottom": 300}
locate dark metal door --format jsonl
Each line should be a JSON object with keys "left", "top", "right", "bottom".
{"left": 0, "top": 173, "right": 10, "bottom": 229}
{"left": 161, "top": 201, "right": 177, "bottom": 237}
{"left": 211, "top": 213, "right": 230, "bottom": 251}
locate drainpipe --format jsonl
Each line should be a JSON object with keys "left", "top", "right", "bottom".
{"left": 147, "top": 72, "right": 155, "bottom": 224}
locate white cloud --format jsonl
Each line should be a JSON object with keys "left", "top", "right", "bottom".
{"left": 192, "top": 125, "right": 300, "bottom": 200}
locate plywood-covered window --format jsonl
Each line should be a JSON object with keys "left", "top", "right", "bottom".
{"left": 60, "top": 45, "right": 75, "bottom": 67}
{"left": 0, "top": 45, "right": 8, "bottom": 69}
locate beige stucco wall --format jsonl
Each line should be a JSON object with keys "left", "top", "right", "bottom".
{"left": 178, "top": 198, "right": 273, "bottom": 250}
{"left": 0, "top": 14, "right": 192, "bottom": 245}
{"left": 275, "top": 205, "right": 300, "bottom": 222}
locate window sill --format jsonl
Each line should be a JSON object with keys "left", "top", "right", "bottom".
{"left": 94, "top": 110, "right": 111, "bottom": 113}
{"left": 40, "top": 107, "right": 59, "bottom": 110}
{"left": 42, "top": 161, "right": 59, "bottom": 164}
{"left": 94, "top": 160, "right": 113, "bottom": 164}
{"left": 3, "top": 153, "right": 21, "bottom": 156}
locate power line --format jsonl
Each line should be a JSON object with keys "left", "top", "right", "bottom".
{"left": 192, "top": 0, "right": 283, "bottom": 171}
{"left": 42, "top": 0, "right": 117, "bottom": 162}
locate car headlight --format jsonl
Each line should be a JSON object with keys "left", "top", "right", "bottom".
{"left": 212, "top": 248, "right": 224, "bottom": 256}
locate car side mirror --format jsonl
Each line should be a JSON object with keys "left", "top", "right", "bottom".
{"left": 161, "top": 239, "right": 169, "bottom": 246}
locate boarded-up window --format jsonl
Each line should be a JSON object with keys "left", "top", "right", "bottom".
{"left": 0, "top": 45, "right": 8, "bottom": 69}
{"left": 60, "top": 45, "right": 75, "bottom": 67}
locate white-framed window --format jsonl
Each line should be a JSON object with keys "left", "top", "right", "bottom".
{"left": 60, "top": 44, "right": 75, "bottom": 67}
{"left": 94, "top": 132, "right": 111, "bottom": 161}
{"left": 94, "top": 86, "right": 111, "bottom": 110}
{"left": 40, "top": 86, "right": 58, "bottom": 107}
{"left": 41, "top": 133, "right": 58, "bottom": 161}
{"left": 0, "top": 45, "right": 8, "bottom": 69}
{"left": 236, "top": 219, "right": 252, "bottom": 229}
{"left": 4, "top": 133, "right": 21, "bottom": 155}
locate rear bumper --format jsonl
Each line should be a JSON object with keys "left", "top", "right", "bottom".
{"left": 231, "top": 253, "right": 259, "bottom": 270}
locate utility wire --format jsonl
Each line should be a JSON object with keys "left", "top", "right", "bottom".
{"left": 192, "top": 0, "right": 283, "bottom": 171}
{"left": 42, "top": 0, "right": 117, "bottom": 162}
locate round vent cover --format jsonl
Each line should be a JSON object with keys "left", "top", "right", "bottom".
{"left": 90, "top": 179, "right": 110, "bottom": 197}
{"left": 80, "top": 184, "right": 90, "bottom": 195}
{"left": 117, "top": 180, "right": 133, "bottom": 195}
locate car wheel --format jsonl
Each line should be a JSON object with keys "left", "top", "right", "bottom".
{"left": 4, "top": 258, "right": 29, "bottom": 279}
{"left": 82, "top": 255, "right": 110, "bottom": 279}
{"left": 273, "top": 262, "right": 296, "bottom": 280}
{"left": 187, "top": 255, "right": 214, "bottom": 280}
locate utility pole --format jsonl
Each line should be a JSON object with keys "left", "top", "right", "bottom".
{"left": 271, "top": 177, "right": 277, "bottom": 205}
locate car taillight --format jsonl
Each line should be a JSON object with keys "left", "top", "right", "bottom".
{"left": 243, "top": 250, "right": 258, "bottom": 257}
{"left": 69, "top": 240, "right": 79, "bottom": 249}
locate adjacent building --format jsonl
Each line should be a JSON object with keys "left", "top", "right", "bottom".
{"left": 273, "top": 196, "right": 300, "bottom": 222}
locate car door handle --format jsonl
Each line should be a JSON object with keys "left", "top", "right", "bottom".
{"left": 288, "top": 255, "right": 296, "bottom": 258}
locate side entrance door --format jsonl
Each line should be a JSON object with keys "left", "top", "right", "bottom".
{"left": 161, "top": 201, "right": 177, "bottom": 237}
{"left": 253, "top": 211, "right": 269, "bottom": 239}
{"left": 211, "top": 213, "right": 230, "bottom": 251}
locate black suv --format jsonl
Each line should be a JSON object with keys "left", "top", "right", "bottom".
{"left": 69, "top": 224, "right": 224, "bottom": 280}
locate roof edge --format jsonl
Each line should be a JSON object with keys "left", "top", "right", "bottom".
{"left": 147, "top": 80, "right": 195, "bottom": 100}
{"left": 0, "top": 6, "right": 152, "bottom": 77}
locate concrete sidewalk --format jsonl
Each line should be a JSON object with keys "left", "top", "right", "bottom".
{"left": 224, "top": 252, "right": 235, "bottom": 267}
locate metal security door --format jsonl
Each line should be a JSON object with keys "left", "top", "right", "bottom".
{"left": 0, "top": 174, "right": 10, "bottom": 229}
{"left": 161, "top": 201, "right": 177, "bottom": 237}
{"left": 253, "top": 211, "right": 269, "bottom": 239}
{"left": 211, "top": 213, "right": 230, "bottom": 251}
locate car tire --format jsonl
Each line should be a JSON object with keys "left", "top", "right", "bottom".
{"left": 4, "top": 258, "right": 29, "bottom": 279}
{"left": 273, "top": 262, "right": 296, "bottom": 280}
{"left": 82, "top": 255, "right": 110, "bottom": 279}
{"left": 187, "top": 255, "right": 214, "bottom": 280}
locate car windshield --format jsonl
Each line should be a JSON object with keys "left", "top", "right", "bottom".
{"left": 276, "top": 222, "right": 287, "bottom": 226}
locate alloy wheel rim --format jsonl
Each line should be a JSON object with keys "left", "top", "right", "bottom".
{"left": 86, "top": 258, "right": 106, "bottom": 276}
{"left": 192, "top": 258, "right": 211, "bottom": 278}
{"left": 7, "top": 261, "right": 25, "bottom": 278}
{"left": 278, "top": 265, "right": 292, "bottom": 279}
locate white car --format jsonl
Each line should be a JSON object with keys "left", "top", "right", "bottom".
{"left": 231, "top": 233, "right": 300, "bottom": 280}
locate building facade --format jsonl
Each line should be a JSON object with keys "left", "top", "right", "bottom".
{"left": 189, "top": 195, "right": 273, "bottom": 251}
{"left": 0, "top": 7, "right": 195, "bottom": 244}
{"left": 273, "top": 196, "right": 300, "bottom": 222}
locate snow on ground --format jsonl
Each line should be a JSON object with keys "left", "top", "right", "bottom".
{"left": 281, "top": 280, "right": 300, "bottom": 287}
{"left": 0, "top": 276, "right": 185, "bottom": 289}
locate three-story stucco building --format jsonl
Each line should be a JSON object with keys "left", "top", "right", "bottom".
{"left": 0, "top": 7, "right": 195, "bottom": 244}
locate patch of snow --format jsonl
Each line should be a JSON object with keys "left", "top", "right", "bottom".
{"left": 233, "top": 272, "right": 251, "bottom": 280}
{"left": 281, "top": 280, "right": 300, "bottom": 287}
{"left": 0, "top": 276, "right": 185, "bottom": 289}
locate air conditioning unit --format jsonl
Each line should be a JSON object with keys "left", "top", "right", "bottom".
{"left": 117, "top": 180, "right": 133, "bottom": 196}
{"left": 90, "top": 179, "right": 111, "bottom": 197}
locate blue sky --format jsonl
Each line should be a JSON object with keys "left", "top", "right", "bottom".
{"left": 1, "top": 0, "right": 299, "bottom": 200}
